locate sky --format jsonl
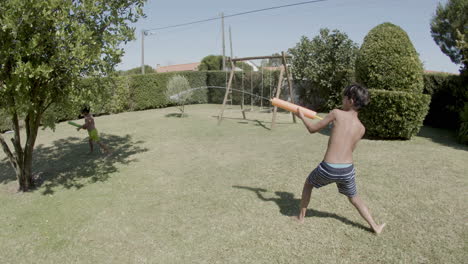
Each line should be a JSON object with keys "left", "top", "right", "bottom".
{"left": 116, "top": 0, "right": 460, "bottom": 74}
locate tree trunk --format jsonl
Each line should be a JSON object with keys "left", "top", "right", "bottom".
{"left": 0, "top": 111, "right": 41, "bottom": 192}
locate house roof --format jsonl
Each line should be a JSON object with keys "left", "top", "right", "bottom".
{"left": 155, "top": 62, "right": 200, "bottom": 73}
{"left": 424, "top": 70, "right": 459, "bottom": 75}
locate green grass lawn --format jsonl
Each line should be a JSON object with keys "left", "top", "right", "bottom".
{"left": 0, "top": 104, "right": 467, "bottom": 263}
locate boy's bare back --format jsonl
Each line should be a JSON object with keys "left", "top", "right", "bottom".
{"left": 324, "top": 109, "right": 365, "bottom": 164}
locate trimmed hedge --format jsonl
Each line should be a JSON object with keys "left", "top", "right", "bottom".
{"left": 360, "top": 90, "right": 431, "bottom": 139}
{"left": 423, "top": 72, "right": 464, "bottom": 129}
{"left": 356, "top": 23, "right": 424, "bottom": 93}
{"left": 354, "top": 23, "right": 429, "bottom": 139}
{"left": 129, "top": 72, "right": 208, "bottom": 110}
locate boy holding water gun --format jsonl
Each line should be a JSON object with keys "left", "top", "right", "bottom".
{"left": 292, "top": 84, "right": 385, "bottom": 234}
{"left": 76, "top": 106, "right": 111, "bottom": 155}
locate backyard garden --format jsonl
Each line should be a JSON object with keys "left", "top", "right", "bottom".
{"left": 0, "top": 0, "right": 467, "bottom": 263}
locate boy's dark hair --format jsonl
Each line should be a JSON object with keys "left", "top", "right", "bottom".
{"left": 81, "top": 106, "right": 90, "bottom": 114}
{"left": 343, "top": 84, "right": 370, "bottom": 110}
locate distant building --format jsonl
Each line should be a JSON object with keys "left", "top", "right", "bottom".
{"left": 155, "top": 62, "right": 200, "bottom": 73}
{"left": 424, "top": 70, "right": 459, "bottom": 75}
{"left": 154, "top": 61, "right": 285, "bottom": 73}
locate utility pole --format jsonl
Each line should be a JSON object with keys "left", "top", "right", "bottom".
{"left": 229, "top": 26, "right": 233, "bottom": 58}
{"left": 221, "top": 12, "right": 226, "bottom": 71}
{"left": 141, "top": 30, "right": 145, "bottom": 74}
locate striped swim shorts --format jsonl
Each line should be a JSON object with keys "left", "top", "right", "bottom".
{"left": 306, "top": 161, "right": 357, "bottom": 197}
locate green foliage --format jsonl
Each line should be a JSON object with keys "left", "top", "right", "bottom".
{"left": 130, "top": 74, "right": 170, "bottom": 110}
{"left": 198, "top": 55, "right": 223, "bottom": 71}
{"left": 0, "top": 109, "right": 11, "bottom": 132}
{"left": 166, "top": 75, "right": 192, "bottom": 115}
{"left": 359, "top": 90, "right": 431, "bottom": 139}
{"left": 355, "top": 23, "right": 424, "bottom": 93}
{"left": 355, "top": 23, "right": 429, "bottom": 139}
{"left": 127, "top": 71, "right": 208, "bottom": 111}
{"left": 430, "top": 0, "right": 468, "bottom": 72}
{"left": 198, "top": 55, "right": 253, "bottom": 72}
{"left": 289, "top": 28, "right": 358, "bottom": 110}
{"left": 116, "top": 65, "right": 155, "bottom": 76}
{"left": 0, "top": 0, "right": 146, "bottom": 191}
{"left": 0, "top": 0, "right": 146, "bottom": 129}
{"left": 423, "top": 72, "right": 465, "bottom": 128}
{"left": 458, "top": 102, "right": 468, "bottom": 144}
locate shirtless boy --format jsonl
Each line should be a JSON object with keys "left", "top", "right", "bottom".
{"left": 77, "top": 106, "right": 111, "bottom": 155}
{"left": 292, "top": 84, "right": 385, "bottom": 234}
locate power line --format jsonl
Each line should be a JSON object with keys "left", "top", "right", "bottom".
{"left": 145, "top": 0, "right": 327, "bottom": 32}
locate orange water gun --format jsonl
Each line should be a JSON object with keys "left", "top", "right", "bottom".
{"left": 270, "top": 98, "right": 323, "bottom": 120}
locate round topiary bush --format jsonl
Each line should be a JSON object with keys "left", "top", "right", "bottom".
{"left": 356, "top": 22, "right": 424, "bottom": 93}
{"left": 356, "top": 23, "right": 430, "bottom": 139}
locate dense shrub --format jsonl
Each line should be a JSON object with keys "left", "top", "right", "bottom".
{"left": 166, "top": 75, "right": 192, "bottom": 115}
{"left": 423, "top": 72, "right": 464, "bottom": 128}
{"left": 198, "top": 55, "right": 223, "bottom": 71}
{"left": 356, "top": 23, "right": 429, "bottom": 139}
{"left": 458, "top": 102, "right": 468, "bottom": 144}
{"left": 289, "top": 28, "right": 358, "bottom": 110}
{"left": 0, "top": 109, "right": 11, "bottom": 132}
{"left": 116, "top": 65, "right": 154, "bottom": 76}
{"left": 360, "top": 90, "right": 431, "bottom": 139}
{"left": 129, "top": 71, "right": 207, "bottom": 111}
{"left": 356, "top": 23, "right": 424, "bottom": 93}
{"left": 129, "top": 74, "right": 170, "bottom": 110}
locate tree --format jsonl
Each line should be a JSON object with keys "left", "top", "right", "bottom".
{"left": 0, "top": 0, "right": 146, "bottom": 191}
{"left": 117, "top": 65, "right": 154, "bottom": 76}
{"left": 198, "top": 55, "right": 223, "bottom": 71}
{"left": 430, "top": 0, "right": 468, "bottom": 72}
{"left": 166, "top": 75, "right": 192, "bottom": 117}
{"left": 198, "top": 54, "right": 253, "bottom": 72}
{"left": 289, "top": 28, "right": 358, "bottom": 110}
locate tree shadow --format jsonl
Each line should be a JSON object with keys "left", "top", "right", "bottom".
{"left": 232, "top": 185, "right": 372, "bottom": 233}
{"left": 0, "top": 134, "right": 148, "bottom": 195}
{"left": 417, "top": 126, "right": 468, "bottom": 151}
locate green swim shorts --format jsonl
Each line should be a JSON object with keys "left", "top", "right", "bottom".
{"left": 88, "top": 129, "right": 100, "bottom": 142}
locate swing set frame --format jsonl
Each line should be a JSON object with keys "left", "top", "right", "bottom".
{"left": 217, "top": 51, "right": 297, "bottom": 129}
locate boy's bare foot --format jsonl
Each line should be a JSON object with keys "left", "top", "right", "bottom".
{"left": 290, "top": 215, "right": 304, "bottom": 224}
{"left": 373, "top": 223, "right": 386, "bottom": 235}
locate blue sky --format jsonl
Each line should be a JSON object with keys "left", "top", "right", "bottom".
{"left": 117, "top": 0, "right": 460, "bottom": 73}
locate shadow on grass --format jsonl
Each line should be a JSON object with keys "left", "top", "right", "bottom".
{"left": 233, "top": 185, "right": 372, "bottom": 233}
{"left": 417, "top": 126, "right": 468, "bottom": 151}
{"left": 165, "top": 113, "right": 188, "bottom": 118}
{"left": 0, "top": 134, "right": 148, "bottom": 195}
{"left": 212, "top": 116, "right": 296, "bottom": 131}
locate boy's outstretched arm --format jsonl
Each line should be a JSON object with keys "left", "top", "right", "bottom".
{"left": 77, "top": 119, "right": 89, "bottom": 131}
{"left": 296, "top": 108, "right": 336, "bottom": 134}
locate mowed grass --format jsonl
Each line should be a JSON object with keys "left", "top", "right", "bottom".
{"left": 0, "top": 104, "right": 467, "bottom": 263}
